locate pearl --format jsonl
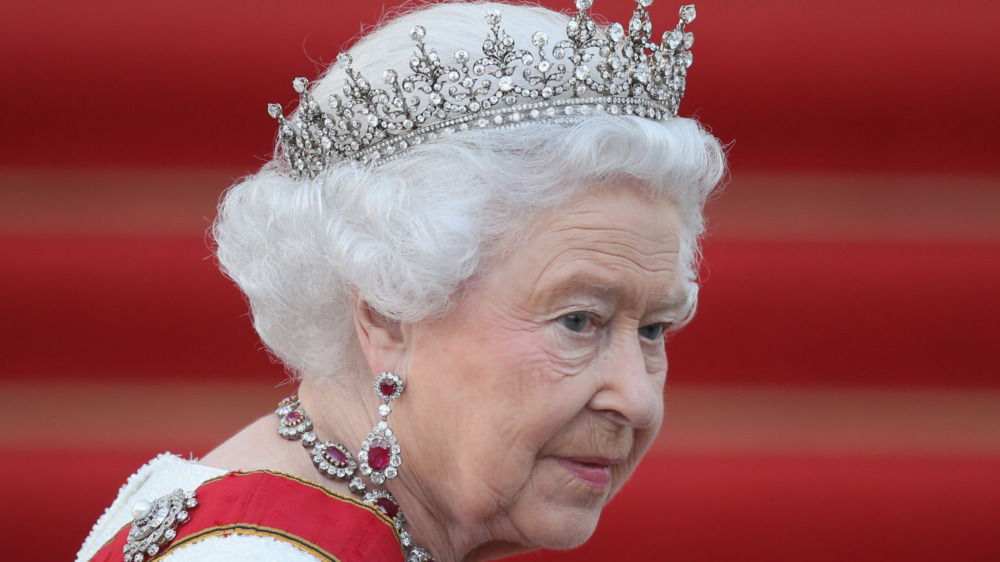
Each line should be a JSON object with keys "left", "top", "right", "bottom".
{"left": 131, "top": 500, "right": 152, "bottom": 521}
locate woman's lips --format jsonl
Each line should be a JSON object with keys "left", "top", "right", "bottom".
{"left": 556, "top": 457, "right": 620, "bottom": 489}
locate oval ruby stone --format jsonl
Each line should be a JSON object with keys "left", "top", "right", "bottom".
{"left": 375, "top": 497, "right": 399, "bottom": 518}
{"left": 325, "top": 446, "right": 347, "bottom": 465}
{"left": 379, "top": 380, "right": 396, "bottom": 397}
{"left": 369, "top": 440, "right": 391, "bottom": 471}
{"left": 285, "top": 411, "right": 302, "bottom": 425}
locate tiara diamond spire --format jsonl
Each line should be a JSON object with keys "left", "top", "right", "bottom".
{"left": 270, "top": 1, "right": 697, "bottom": 177}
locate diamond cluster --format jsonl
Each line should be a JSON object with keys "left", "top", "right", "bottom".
{"left": 269, "top": 1, "right": 697, "bottom": 177}
{"left": 124, "top": 489, "right": 198, "bottom": 562}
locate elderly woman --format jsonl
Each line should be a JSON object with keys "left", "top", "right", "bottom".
{"left": 78, "top": 1, "right": 723, "bottom": 560}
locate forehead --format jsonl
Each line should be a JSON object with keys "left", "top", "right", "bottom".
{"left": 487, "top": 186, "right": 685, "bottom": 308}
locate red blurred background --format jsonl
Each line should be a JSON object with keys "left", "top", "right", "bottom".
{"left": 1, "top": 0, "right": 998, "bottom": 560}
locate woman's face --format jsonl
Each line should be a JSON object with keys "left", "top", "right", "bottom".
{"left": 396, "top": 184, "right": 686, "bottom": 554}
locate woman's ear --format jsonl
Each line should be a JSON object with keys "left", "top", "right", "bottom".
{"left": 352, "top": 293, "right": 407, "bottom": 373}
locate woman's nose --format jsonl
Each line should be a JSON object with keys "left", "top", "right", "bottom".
{"left": 587, "top": 332, "right": 663, "bottom": 429}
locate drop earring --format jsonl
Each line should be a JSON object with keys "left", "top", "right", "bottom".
{"left": 359, "top": 371, "right": 404, "bottom": 485}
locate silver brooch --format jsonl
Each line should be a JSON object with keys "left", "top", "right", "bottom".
{"left": 123, "top": 489, "right": 198, "bottom": 562}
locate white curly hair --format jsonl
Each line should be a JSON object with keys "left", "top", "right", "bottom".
{"left": 213, "top": 1, "right": 726, "bottom": 381}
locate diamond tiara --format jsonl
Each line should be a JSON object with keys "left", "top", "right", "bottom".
{"left": 269, "top": 0, "right": 697, "bottom": 177}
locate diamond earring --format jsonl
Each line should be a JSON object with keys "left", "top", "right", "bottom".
{"left": 359, "top": 371, "right": 404, "bottom": 485}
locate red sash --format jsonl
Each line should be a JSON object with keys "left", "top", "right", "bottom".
{"left": 90, "top": 470, "right": 405, "bottom": 561}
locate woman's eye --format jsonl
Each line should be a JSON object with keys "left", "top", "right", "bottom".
{"left": 639, "top": 323, "right": 665, "bottom": 340}
{"left": 559, "top": 313, "right": 591, "bottom": 333}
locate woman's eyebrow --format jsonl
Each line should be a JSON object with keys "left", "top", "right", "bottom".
{"left": 544, "top": 273, "right": 686, "bottom": 312}
{"left": 544, "top": 274, "right": 616, "bottom": 300}
{"left": 654, "top": 292, "right": 691, "bottom": 315}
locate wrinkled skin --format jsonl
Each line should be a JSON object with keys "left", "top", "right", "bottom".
{"left": 385, "top": 185, "right": 688, "bottom": 560}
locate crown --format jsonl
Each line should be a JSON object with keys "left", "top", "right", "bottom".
{"left": 269, "top": 1, "right": 697, "bottom": 177}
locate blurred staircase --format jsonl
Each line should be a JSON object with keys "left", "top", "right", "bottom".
{"left": 2, "top": 0, "right": 998, "bottom": 560}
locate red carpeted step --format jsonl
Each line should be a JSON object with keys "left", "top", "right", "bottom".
{"left": 0, "top": 448, "right": 165, "bottom": 562}
{"left": 522, "top": 453, "right": 1000, "bottom": 562}
{"left": 0, "top": 235, "right": 283, "bottom": 382}
{"left": 4, "top": 449, "right": 997, "bottom": 562}
{"left": 669, "top": 238, "right": 1000, "bottom": 387}
{"left": 2, "top": 0, "right": 998, "bottom": 173}
{"left": 2, "top": 235, "right": 997, "bottom": 386}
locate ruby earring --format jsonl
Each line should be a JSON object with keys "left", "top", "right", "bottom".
{"left": 359, "top": 371, "right": 404, "bottom": 485}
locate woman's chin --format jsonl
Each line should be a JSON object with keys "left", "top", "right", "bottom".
{"left": 519, "top": 506, "right": 603, "bottom": 551}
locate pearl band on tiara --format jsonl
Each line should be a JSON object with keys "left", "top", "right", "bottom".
{"left": 268, "top": 1, "right": 696, "bottom": 177}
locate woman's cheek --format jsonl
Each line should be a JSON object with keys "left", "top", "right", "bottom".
{"left": 542, "top": 326, "right": 600, "bottom": 378}
{"left": 640, "top": 338, "right": 668, "bottom": 379}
